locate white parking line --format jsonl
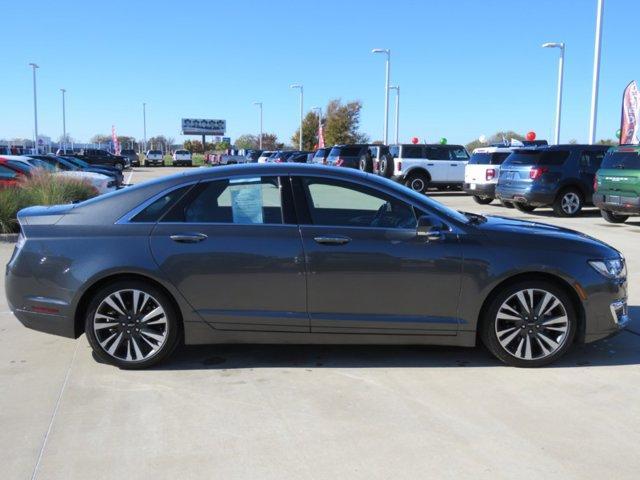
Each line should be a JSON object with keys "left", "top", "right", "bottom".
{"left": 125, "top": 169, "right": 134, "bottom": 185}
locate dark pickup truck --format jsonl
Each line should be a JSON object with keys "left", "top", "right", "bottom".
{"left": 68, "top": 149, "right": 130, "bottom": 171}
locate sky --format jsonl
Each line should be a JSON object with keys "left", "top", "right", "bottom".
{"left": 1, "top": 0, "right": 637, "bottom": 147}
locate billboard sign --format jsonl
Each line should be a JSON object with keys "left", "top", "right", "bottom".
{"left": 182, "top": 118, "right": 226, "bottom": 135}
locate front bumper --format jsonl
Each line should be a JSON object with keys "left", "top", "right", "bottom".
{"left": 464, "top": 183, "right": 495, "bottom": 197}
{"left": 593, "top": 193, "right": 640, "bottom": 215}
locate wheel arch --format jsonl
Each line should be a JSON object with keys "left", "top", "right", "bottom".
{"left": 476, "top": 271, "right": 586, "bottom": 344}
{"left": 556, "top": 180, "right": 588, "bottom": 199}
{"left": 403, "top": 165, "right": 431, "bottom": 181}
{"left": 74, "top": 272, "right": 184, "bottom": 339}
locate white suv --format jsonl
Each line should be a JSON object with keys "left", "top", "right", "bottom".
{"left": 379, "top": 144, "right": 470, "bottom": 193}
{"left": 145, "top": 150, "right": 164, "bottom": 167}
{"left": 463, "top": 146, "right": 514, "bottom": 204}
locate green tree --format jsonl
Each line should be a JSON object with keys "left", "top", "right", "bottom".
{"left": 261, "top": 133, "right": 283, "bottom": 150}
{"left": 235, "top": 134, "right": 259, "bottom": 149}
{"left": 292, "top": 112, "right": 321, "bottom": 151}
{"left": 597, "top": 139, "right": 616, "bottom": 146}
{"left": 90, "top": 134, "right": 111, "bottom": 145}
{"left": 323, "top": 99, "right": 368, "bottom": 146}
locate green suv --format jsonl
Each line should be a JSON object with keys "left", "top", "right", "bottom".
{"left": 594, "top": 146, "right": 640, "bottom": 223}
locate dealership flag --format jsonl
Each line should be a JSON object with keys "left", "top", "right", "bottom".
{"left": 620, "top": 80, "right": 640, "bottom": 145}
{"left": 318, "top": 121, "right": 325, "bottom": 149}
{"left": 111, "top": 125, "right": 121, "bottom": 154}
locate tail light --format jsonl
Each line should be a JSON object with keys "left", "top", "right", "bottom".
{"left": 335, "top": 158, "right": 344, "bottom": 167}
{"left": 593, "top": 175, "right": 598, "bottom": 192}
{"left": 529, "top": 167, "right": 548, "bottom": 180}
{"left": 323, "top": 158, "right": 327, "bottom": 165}
{"left": 486, "top": 168, "right": 496, "bottom": 181}
{"left": 397, "top": 161, "right": 402, "bottom": 172}
{"left": 275, "top": 158, "right": 282, "bottom": 163}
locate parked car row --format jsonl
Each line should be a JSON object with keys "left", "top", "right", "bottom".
{"left": 461, "top": 143, "right": 639, "bottom": 221}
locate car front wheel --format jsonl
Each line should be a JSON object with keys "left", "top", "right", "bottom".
{"left": 85, "top": 280, "right": 180, "bottom": 369}
{"left": 472, "top": 195, "right": 493, "bottom": 205}
{"left": 601, "top": 210, "right": 629, "bottom": 224}
{"left": 553, "top": 188, "right": 583, "bottom": 217}
{"left": 481, "top": 281, "right": 576, "bottom": 367}
{"left": 404, "top": 172, "right": 429, "bottom": 193}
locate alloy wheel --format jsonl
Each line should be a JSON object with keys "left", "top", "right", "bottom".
{"left": 93, "top": 289, "right": 169, "bottom": 363}
{"left": 410, "top": 178, "right": 425, "bottom": 192}
{"left": 561, "top": 192, "right": 580, "bottom": 215}
{"left": 494, "top": 288, "right": 569, "bottom": 361}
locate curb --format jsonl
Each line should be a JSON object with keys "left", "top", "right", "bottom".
{"left": 0, "top": 233, "right": 18, "bottom": 243}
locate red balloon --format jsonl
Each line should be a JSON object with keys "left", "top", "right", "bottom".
{"left": 411, "top": 137, "right": 419, "bottom": 144}
{"left": 526, "top": 131, "right": 536, "bottom": 141}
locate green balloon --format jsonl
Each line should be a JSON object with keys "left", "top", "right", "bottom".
{"left": 616, "top": 129, "right": 621, "bottom": 139}
{"left": 440, "top": 137, "right": 447, "bottom": 145}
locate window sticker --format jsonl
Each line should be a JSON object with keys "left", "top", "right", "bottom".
{"left": 230, "top": 183, "right": 263, "bottom": 224}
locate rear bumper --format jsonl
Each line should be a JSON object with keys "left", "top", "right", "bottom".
{"left": 464, "top": 183, "right": 495, "bottom": 197}
{"left": 593, "top": 193, "right": 640, "bottom": 214}
{"left": 495, "top": 185, "right": 556, "bottom": 206}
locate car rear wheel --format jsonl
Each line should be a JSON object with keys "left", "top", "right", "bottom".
{"left": 481, "top": 281, "right": 576, "bottom": 367}
{"left": 378, "top": 154, "right": 394, "bottom": 178}
{"left": 472, "top": 195, "right": 493, "bottom": 205}
{"left": 358, "top": 155, "right": 373, "bottom": 173}
{"left": 404, "top": 172, "right": 429, "bottom": 194}
{"left": 85, "top": 280, "right": 180, "bottom": 369}
{"left": 514, "top": 202, "right": 536, "bottom": 213}
{"left": 601, "top": 210, "right": 629, "bottom": 224}
{"left": 553, "top": 188, "right": 583, "bottom": 217}
{"left": 499, "top": 199, "right": 515, "bottom": 209}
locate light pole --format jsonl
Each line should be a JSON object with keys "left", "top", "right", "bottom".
{"left": 542, "top": 43, "right": 565, "bottom": 145}
{"left": 312, "top": 106, "right": 322, "bottom": 146}
{"left": 389, "top": 86, "right": 400, "bottom": 144}
{"left": 290, "top": 84, "right": 303, "bottom": 150}
{"left": 372, "top": 48, "right": 391, "bottom": 144}
{"left": 29, "top": 63, "right": 39, "bottom": 153}
{"left": 60, "top": 88, "right": 67, "bottom": 148}
{"left": 142, "top": 102, "right": 147, "bottom": 153}
{"left": 589, "top": 0, "right": 604, "bottom": 144}
{"left": 253, "top": 102, "right": 263, "bottom": 149}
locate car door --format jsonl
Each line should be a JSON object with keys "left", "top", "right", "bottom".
{"left": 422, "top": 147, "right": 448, "bottom": 182}
{"left": 579, "top": 149, "right": 605, "bottom": 202}
{"left": 149, "top": 175, "right": 309, "bottom": 332}
{"left": 448, "top": 146, "right": 469, "bottom": 183}
{"left": 292, "top": 175, "right": 463, "bottom": 335}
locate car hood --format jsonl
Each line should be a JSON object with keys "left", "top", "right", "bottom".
{"left": 474, "top": 214, "right": 620, "bottom": 258}
{"left": 55, "top": 171, "right": 108, "bottom": 181}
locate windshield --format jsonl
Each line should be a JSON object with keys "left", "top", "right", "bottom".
{"left": 601, "top": 151, "right": 640, "bottom": 169}
{"left": 64, "top": 156, "right": 89, "bottom": 168}
{"left": 148, "top": 150, "right": 162, "bottom": 155}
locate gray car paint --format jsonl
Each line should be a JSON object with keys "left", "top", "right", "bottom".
{"left": 5, "top": 164, "right": 627, "bottom": 348}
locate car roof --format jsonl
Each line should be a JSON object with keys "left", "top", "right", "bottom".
{"left": 472, "top": 147, "right": 516, "bottom": 153}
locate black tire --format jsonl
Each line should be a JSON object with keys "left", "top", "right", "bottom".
{"left": 500, "top": 199, "right": 515, "bottom": 209}
{"left": 472, "top": 195, "right": 493, "bottom": 205}
{"left": 514, "top": 202, "right": 536, "bottom": 213}
{"left": 404, "top": 171, "right": 429, "bottom": 194}
{"left": 378, "top": 154, "right": 394, "bottom": 178}
{"left": 115, "top": 162, "right": 124, "bottom": 171}
{"left": 601, "top": 210, "right": 629, "bottom": 224}
{"left": 553, "top": 188, "right": 583, "bottom": 217}
{"left": 84, "top": 280, "right": 181, "bottom": 369}
{"left": 480, "top": 280, "right": 577, "bottom": 368}
{"left": 358, "top": 154, "right": 373, "bottom": 173}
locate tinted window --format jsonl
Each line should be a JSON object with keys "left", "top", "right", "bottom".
{"left": 301, "top": 177, "right": 416, "bottom": 229}
{"left": 402, "top": 146, "right": 423, "bottom": 158}
{"left": 504, "top": 150, "right": 569, "bottom": 166}
{"left": 450, "top": 147, "right": 469, "bottom": 159}
{"left": 424, "top": 147, "right": 450, "bottom": 160}
{"left": 148, "top": 150, "right": 162, "bottom": 155}
{"left": 539, "top": 150, "right": 569, "bottom": 166}
{"left": 131, "top": 185, "right": 192, "bottom": 222}
{"left": 336, "top": 146, "right": 363, "bottom": 157}
{"left": 0, "top": 165, "right": 17, "bottom": 179}
{"left": 601, "top": 151, "right": 640, "bottom": 169}
{"left": 468, "top": 152, "right": 510, "bottom": 165}
{"left": 168, "top": 177, "right": 283, "bottom": 224}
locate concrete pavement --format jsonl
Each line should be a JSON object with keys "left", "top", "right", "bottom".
{"left": 1, "top": 166, "right": 639, "bottom": 480}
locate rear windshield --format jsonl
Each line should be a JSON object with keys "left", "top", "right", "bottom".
{"left": 468, "top": 152, "right": 510, "bottom": 165}
{"left": 330, "top": 146, "right": 362, "bottom": 157}
{"left": 601, "top": 151, "right": 640, "bottom": 170}
{"left": 450, "top": 147, "right": 469, "bottom": 159}
{"left": 504, "top": 150, "right": 569, "bottom": 166}
{"left": 175, "top": 150, "right": 190, "bottom": 154}
{"left": 148, "top": 150, "right": 162, "bottom": 155}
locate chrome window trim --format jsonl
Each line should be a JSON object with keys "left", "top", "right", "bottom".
{"left": 115, "top": 181, "right": 199, "bottom": 224}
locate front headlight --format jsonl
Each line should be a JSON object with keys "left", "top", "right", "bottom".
{"left": 588, "top": 257, "right": 626, "bottom": 279}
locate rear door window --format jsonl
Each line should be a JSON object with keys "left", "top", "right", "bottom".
{"left": 338, "top": 146, "right": 363, "bottom": 157}
{"left": 401, "top": 145, "right": 423, "bottom": 158}
{"left": 450, "top": 147, "right": 469, "bottom": 159}
{"left": 424, "top": 147, "right": 450, "bottom": 160}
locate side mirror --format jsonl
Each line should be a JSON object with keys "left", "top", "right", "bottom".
{"left": 416, "top": 215, "right": 444, "bottom": 241}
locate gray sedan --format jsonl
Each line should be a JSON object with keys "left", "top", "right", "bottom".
{"left": 5, "top": 164, "right": 629, "bottom": 368}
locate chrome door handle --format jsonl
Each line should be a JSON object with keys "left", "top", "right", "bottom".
{"left": 313, "top": 236, "right": 351, "bottom": 245}
{"left": 170, "top": 233, "right": 208, "bottom": 243}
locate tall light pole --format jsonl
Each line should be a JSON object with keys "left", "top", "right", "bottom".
{"left": 312, "top": 106, "right": 322, "bottom": 146}
{"left": 142, "top": 102, "right": 147, "bottom": 153}
{"left": 253, "top": 102, "right": 263, "bottom": 149}
{"left": 389, "top": 86, "right": 400, "bottom": 144}
{"left": 29, "top": 63, "right": 39, "bottom": 153}
{"left": 372, "top": 48, "right": 391, "bottom": 144}
{"left": 60, "top": 88, "right": 67, "bottom": 148}
{"left": 589, "top": 0, "right": 604, "bottom": 144}
{"left": 290, "top": 84, "right": 303, "bottom": 150}
{"left": 542, "top": 42, "right": 565, "bottom": 145}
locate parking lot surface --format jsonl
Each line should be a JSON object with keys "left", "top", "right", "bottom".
{"left": 2, "top": 166, "right": 639, "bottom": 480}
